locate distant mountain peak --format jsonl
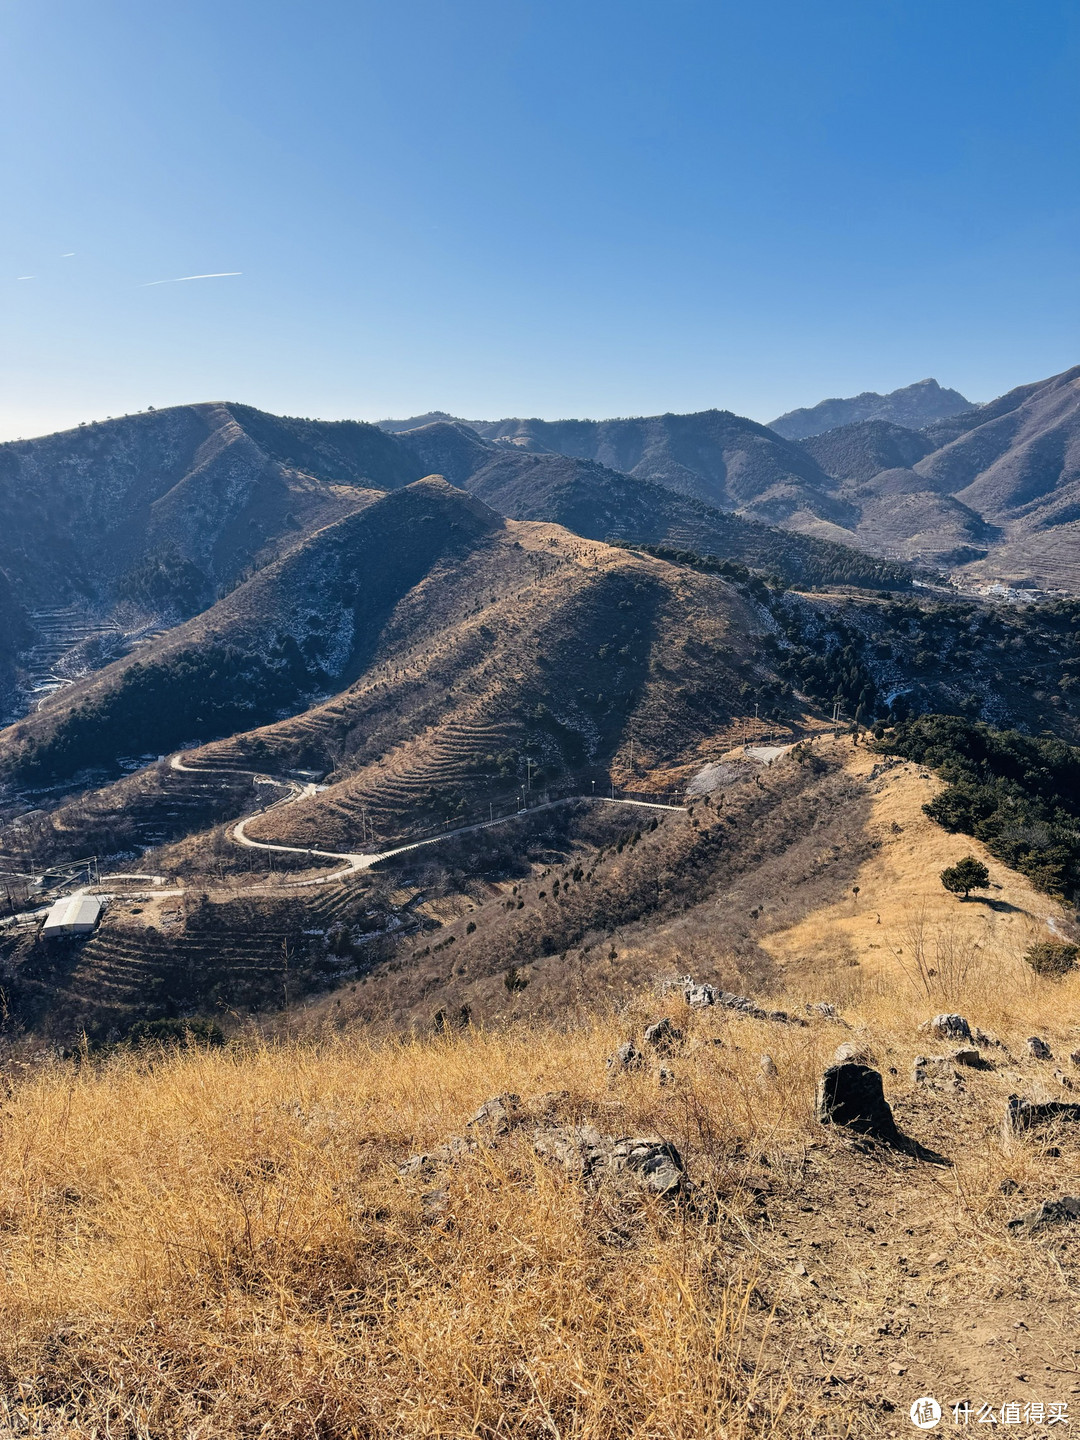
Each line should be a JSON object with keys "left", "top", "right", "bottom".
{"left": 768, "top": 379, "right": 973, "bottom": 441}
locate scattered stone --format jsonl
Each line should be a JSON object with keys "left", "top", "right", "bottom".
{"left": 657, "top": 1066, "right": 675, "bottom": 1087}
{"left": 1003, "top": 1094, "right": 1080, "bottom": 1134}
{"left": 1055, "top": 1070, "right": 1076, "bottom": 1091}
{"left": 921, "top": 1014, "right": 973, "bottom": 1042}
{"left": 606, "top": 1041, "right": 645, "bottom": 1073}
{"left": 1070, "top": 1049, "right": 1080, "bottom": 1069}
{"left": 818, "top": 1062, "right": 902, "bottom": 1143}
{"left": 421, "top": 1187, "right": 449, "bottom": 1218}
{"left": 643, "top": 1017, "right": 683, "bottom": 1054}
{"left": 399, "top": 1134, "right": 473, "bottom": 1177}
{"left": 534, "top": 1125, "right": 686, "bottom": 1198}
{"left": 676, "top": 979, "right": 808, "bottom": 1024}
{"left": 1007, "top": 1196, "right": 1080, "bottom": 1235}
{"left": 759, "top": 1053, "right": 778, "bottom": 1079}
{"left": 913, "top": 1055, "right": 961, "bottom": 1089}
{"left": 974, "top": 1027, "right": 1006, "bottom": 1050}
{"left": 1027, "top": 1036, "right": 1053, "bottom": 1060}
{"left": 466, "top": 1094, "right": 522, "bottom": 1135}
{"left": 952, "top": 1047, "right": 987, "bottom": 1069}
{"left": 1000, "top": 1177, "right": 1020, "bottom": 1195}
{"left": 807, "top": 1001, "right": 841, "bottom": 1020}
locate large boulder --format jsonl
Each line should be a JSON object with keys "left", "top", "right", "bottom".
{"left": 818, "top": 1062, "right": 902, "bottom": 1144}
{"left": 643, "top": 1017, "right": 683, "bottom": 1054}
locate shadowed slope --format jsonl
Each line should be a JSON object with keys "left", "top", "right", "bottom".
{"left": 0, "top": 479, "right": 500, "bottom": 783}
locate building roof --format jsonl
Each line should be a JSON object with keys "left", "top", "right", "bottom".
{"left": 42, "top": 894, "right": 102, "bottom": 934}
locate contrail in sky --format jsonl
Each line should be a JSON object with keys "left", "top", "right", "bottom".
{"left": 139, "top": 271, "right": 243, "bottom": 287}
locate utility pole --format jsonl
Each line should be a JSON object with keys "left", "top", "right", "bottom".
{"left": 489, "top": 802, "right": 494, "bottom": 822}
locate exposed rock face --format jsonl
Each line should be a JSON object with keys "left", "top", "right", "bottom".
{"left": 676, "top": 980, "right": 808, "bottom": 1026}
{"left": 1027, "top": 1037, "right": 1053, "bottom": 1060}
{"left": 466, "top": 1094, "right": 522, "bottom": 1135}
{"left": 401, "top": 1096, "right": 687, "bottom": 1201}
{"left": 533, "top": 1126, "right": 685, "bottom": 1198}
{"left": 768, "top": 379, "right": 972, "bottom": 441}
{"left": 1007, "top": 1196, "right": 1080, "bottom": 1235}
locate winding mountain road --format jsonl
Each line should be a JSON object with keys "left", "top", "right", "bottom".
{"left": 167, "top": 752, "right": 686, "bottom": 891}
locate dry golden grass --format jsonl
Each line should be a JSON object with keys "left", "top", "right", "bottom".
{"left": 5, "top": 933, "right": 1080, "bottom": 1437}
{"left": 0, "top": 1007, "right": 831, "bottom": 1439}
{"left": 760, "top": 744, "right": 1071, "bottom": 1003}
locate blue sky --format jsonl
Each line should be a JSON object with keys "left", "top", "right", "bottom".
{"left": 2, "top": 0, "right": 1078, "bottom": 440}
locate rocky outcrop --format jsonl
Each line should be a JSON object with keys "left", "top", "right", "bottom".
{"left": 400, "top": 1093, "right": 688, "bottom": 1202}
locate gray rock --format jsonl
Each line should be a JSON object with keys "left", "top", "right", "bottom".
{"left": 657, "top": 1066, "right": 675, "bottom": 1086}
{"left": 399, "top": 1134, "right": 473, "bottom": 1177}
{"left": 467, "top": 1094, "right": 522, "bottom": 1135}
{"left": 913, "top": 1054, "right": 961, "bottom": 1089}
{"left": 1004, "top": 1094, "right": 1080, "bottom": 1134}
{"left": 612, "top": 1136, "right": 685, "bottom": 1196}
{"left": 759, "top": 1053, "right": 778, "bottom": 1079}
{"left": 1070, "top": 1049, "right": 1080, "bottom": 1069}
{"left": 685, "top": 983, "right": 717, "bottom": 1008}
{"left": 533, "top": 1125, "right": 686, "bottom": 1198}
{"left": 921, "top": 1014, "right": 973, "bottom": 1042}
{"left": 1027, "top": 1036, "right": 1053, "bottom": 1060}
{"left": 643, "top": 1017, "right": 683, "bottom": 1054}
{"left": 808, "top": 1001, "right": 841, "bottom": 1020}
{"left": 1007, "top": 1196, "right": 1080, "bottom": 1235}
{"left": 675, "top": 978, "right": 808, "bottom": 1025}
{"left": 606, "top": 1041, "right": 645, "bottom": 1073}
{"left": 952, "top": 1047, "right": 987, "bottom": 1068}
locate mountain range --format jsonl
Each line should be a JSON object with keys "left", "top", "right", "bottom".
{"left": 2, "top": 368, "right": 1080, "bottom": 1046}
{"left": 382, "top": 365, "right": 1080, "bottom": 580}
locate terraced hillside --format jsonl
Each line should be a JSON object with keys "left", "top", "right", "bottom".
{"left": 200, "top": 522, "right": 777, "bottom": 847}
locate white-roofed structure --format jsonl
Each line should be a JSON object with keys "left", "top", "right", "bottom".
{"left": 41, "top": 894, "right": 102, "bottom": 938}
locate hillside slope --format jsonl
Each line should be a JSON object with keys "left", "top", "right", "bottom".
{"left": 386, "top": 409, "right": 849, "bottom": 528}
{"left": 0, "top": 478, "right": 497, "bottom": 783}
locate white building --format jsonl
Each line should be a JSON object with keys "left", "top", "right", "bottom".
{"left": 41, "top": 895, "right": 102, "bottom": 938}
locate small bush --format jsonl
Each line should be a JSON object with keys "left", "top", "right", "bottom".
{"left": 1023, "top": 941, "right": 1079, "bottom": 978}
